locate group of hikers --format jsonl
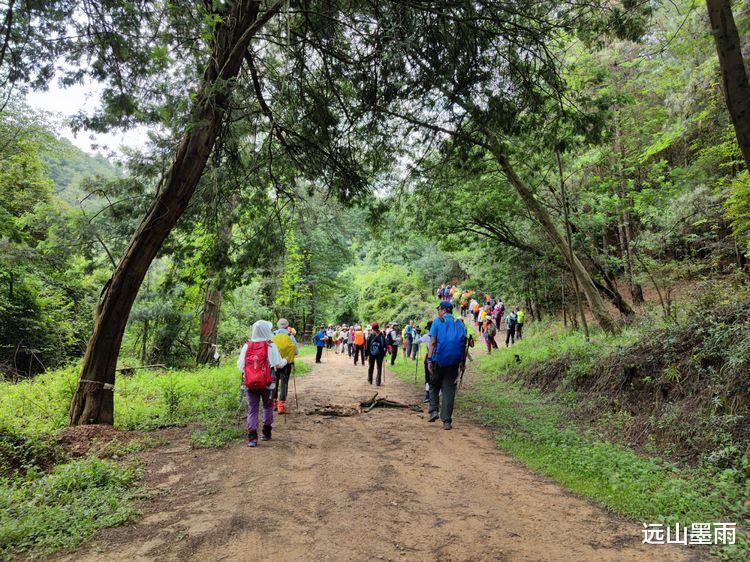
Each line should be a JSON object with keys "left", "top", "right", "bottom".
{"left": 237, "top": 284, "right": 526, "bottom": 447}
{"left": 438, "top": 284, "right": 525, "bottom": 352}
{"left": 312, "top": 322, "right": 426, "bottom": 386}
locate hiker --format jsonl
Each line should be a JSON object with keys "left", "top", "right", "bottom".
{"left": 325, "top": 325, "right": 334, "bottom": 349}
{"left": 339, "top": 325, "right": 349, "bottom": 354}
{"left": 505, "top": 310, "right": 517, "bottom": 347}
{"left": 411, "top": 325, "right": 422, "bottom": 359}
{"left": 470, "top": 299, "right": 480, "bottom": 325}
{"left": 353, "top": 324, "right": 366, "bottom": 366}
{"left": 417, "top": 320, "right": 433, "bottom": 403}
{"left": 401, "top": 323, "right": 408, "bottom": 357}
{"left": 386, "top": 323, "right": 400, "bottom": 365}
{"left": 348, "top": 325, "right": 355, "bottom": 357}
{"left": 332, "top": 325, "right": 340, "bottom": 354}
{"left": 493, "top": 301, "right": 504, "bottom": 327}
{"left": 516, "top": 308, "right": 525, "bottom": 340}
{"left": 238, "top": 320, "right": 288, "bottom": 447}
{"left": 483, "top": 318, "right": 498, "bottom": 353}
{"left": 272, "top": 318, "right": 298, "bottom": 414}
{"left": 426, "top": 300, "right": 467, "bottom": 430}
{"left": 405, "top": 320, "right": 416, "bottom": 358}
{"left": 478, "top": 305, "right": 487, "bottom": 328}
{"left": 366, "top": 322, "right": 387, "bottom": 385}
{"left": 313, "top": 325, "right": 326, "bottom": 363}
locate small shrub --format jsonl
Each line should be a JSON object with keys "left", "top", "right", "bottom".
{"left": 0, "top": 428, "right": 63, "bottom": 478}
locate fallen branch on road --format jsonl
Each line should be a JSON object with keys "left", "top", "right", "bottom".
{"left": 306, "top": 393, "right": 421, "bottom": 417}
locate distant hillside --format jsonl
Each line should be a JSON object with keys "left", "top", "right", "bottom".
{"left": 42, "top": 137, "right": 121, "bottom": 205}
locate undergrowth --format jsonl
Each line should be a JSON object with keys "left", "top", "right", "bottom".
{"left": 0, "top": 349, "right": 313, "bottom": 559}
{"left": 0, "top": 457, "right": 142, "bottom": 560}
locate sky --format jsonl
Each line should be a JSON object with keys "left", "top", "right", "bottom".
{"left": 25, "top": 80, "right": 150, "bottom": 157}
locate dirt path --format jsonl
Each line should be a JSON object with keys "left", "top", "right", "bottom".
{"left": 59, "top": 350, "right": 692, "bottom": 562}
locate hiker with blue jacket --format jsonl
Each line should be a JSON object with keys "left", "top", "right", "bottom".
{"left": 366, "top": 322, "right": 387, "bottom": 385}
{"left": 313, "top": 326, "right": 326, "bottom": 363}
{"left": 426, "top": 300, "right": 467, "bottom": 430}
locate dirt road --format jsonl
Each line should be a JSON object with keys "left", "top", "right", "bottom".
{"left": 60, "top": 351, "right": 691, "bottom": 562}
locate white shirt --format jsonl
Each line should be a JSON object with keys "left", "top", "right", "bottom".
{"left": 237, "top": 342, "right": 287, "bottom": 372}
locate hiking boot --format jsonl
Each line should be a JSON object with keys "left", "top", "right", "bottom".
{"left": 443, "top": 422, "right": 452, "bottom": 430}
{"left": 261, "top": 424, "right": 272, "bottom": 441}
{"left": 272, "top": 399, "right": 278, "bottom": 412}
{"left": 278, "top": 400, "right": 286, "bottom": 414}
{"left": 247, "top": 430, "right": 258, "bottom": 447}
{"left": 428, "top": 412, "right": 439, "bottom": 422}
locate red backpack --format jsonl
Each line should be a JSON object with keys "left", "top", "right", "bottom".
{"left": 243, "top": 340, "right": 272, "bottom": 390}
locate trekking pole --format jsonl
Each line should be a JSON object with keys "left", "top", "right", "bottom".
{"left": 292, "top": 363, "right": 299, "bottom": 411}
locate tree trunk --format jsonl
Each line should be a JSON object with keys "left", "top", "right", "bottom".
{"left": 482, "top": 129, "right": 618, "bottom": 333}
{"left": 196, "top": 286, "right": 222, "bottom": 364}
{"left": 556, "top": 149, "right": 590, "bottom": 340}
{"left": 612, "top": 108, "right": 644, "bottom": 304}
{"left": 707, "top": 0, "right": 750, "bottom": 172}
{"left": 69, "top": 0, "right": 282, "bottom": 425}
{"left": 196, "top": 191, "right": 238, "bottom": 364}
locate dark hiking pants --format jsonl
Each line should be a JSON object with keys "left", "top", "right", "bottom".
{"left": 368, "top": 354, "right": 384, "bottom": 385}
{"left": 315, "top": 346, "right": 323, "bottom": 363}
{"left": 505, "top": 327, "right": 515, "bottom": 346}
{"left": 429, "top": 363, "right": 458, "bottom": 424}
{"left": 272, "top": 364, "right": 292, "bottom": 402}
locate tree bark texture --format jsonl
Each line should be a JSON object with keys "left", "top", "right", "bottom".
{"left": 196, "top": 286, "right": 222, "bottom": 364}
{"left": 69, "top": 0, "right": 282, "bottom": 425}
{"left": 707, "top": 0, "right": 750, "bottom": 172}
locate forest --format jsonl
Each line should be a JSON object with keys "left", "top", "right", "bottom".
{"left": 0, "top": 0, "right": 749, "bottom": 560}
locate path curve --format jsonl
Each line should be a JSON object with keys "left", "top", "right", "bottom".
{"left": 58, "top": 349, "right": 692, "bottom": 561}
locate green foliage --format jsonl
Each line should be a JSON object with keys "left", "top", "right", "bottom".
{"left": 0, "top": 428, "right": 63, "bottom": 479}
{"left": 726, "top": 170, "right": 750, "bottom": 252}
{"left": 0, "top": 458, "right": 142, "bottom": 560}
{"left": 344, "top": 262, "right": 433, "bottom": 325}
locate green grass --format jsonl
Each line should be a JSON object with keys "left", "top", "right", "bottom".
{"left": 0, "top": 457, "right": 143, "bottom": 561}
{"left": 386, "top": 354, "right": 426, "bottom": 386}
{"left": 0, "top": 351, "right": 314, "bottom": 560}
{"left": 390, "top": 320, "right": 749, "bottom": 559}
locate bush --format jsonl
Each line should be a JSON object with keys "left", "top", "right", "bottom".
{"left": 0, "top": 428, "right": 63, "bottom": 478}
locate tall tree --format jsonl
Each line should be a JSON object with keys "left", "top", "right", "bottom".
{"left": 706, "top": 0, "right": 750, "bottom": 172}
{"left": 69, "top": 1, "right": 283, "bottom": 425}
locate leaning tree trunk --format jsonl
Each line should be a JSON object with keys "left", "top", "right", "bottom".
{"left": 707, "top": 0, "right": 750, "bottom": 172}
{"left": 69, "top": 0, "right": 283, "bottom": 425}
{"left": 479, "top": 127, "right": 619, "bottom": 334}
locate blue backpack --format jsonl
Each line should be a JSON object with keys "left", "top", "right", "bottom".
{"left": 433, "top": 317, "right": 466, "bottom": 367}
{"left": 369, "top": 334, "right": 384, "bottom": 357}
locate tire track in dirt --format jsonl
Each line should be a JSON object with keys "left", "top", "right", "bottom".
{"left": 56, "top": 349, "right": 696, "bottom": 562}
